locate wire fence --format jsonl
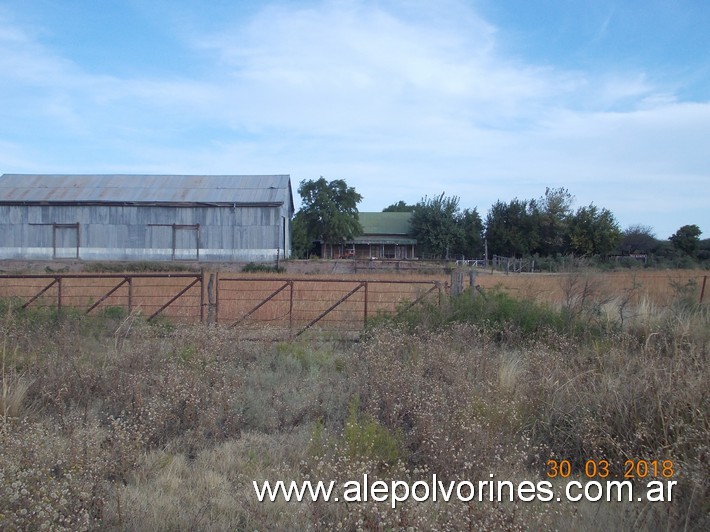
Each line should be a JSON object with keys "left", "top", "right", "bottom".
{"left": 0, "top": 273, "right": 443, "bottom": 336}
{"left": 1, "top": 270, "right": 704, "bottom": 337}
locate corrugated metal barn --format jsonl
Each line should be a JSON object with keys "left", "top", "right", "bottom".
{"left": 0, "top": 174, "right": 294, "bottom": 262}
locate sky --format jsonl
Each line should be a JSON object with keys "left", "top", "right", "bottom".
{"left": 0, "top": 0, "right": 708, "bottom": 239}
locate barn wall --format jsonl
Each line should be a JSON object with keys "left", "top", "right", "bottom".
{"left": 0, "top": 204, "right": 292, "bottom": 261}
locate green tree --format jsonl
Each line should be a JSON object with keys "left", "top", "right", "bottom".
{"left": 290, "top": 212, "right": 312, "bottom": 258}
{"left": 297, "top": 177, "right": 363, "bottom": 257}
{"left": 619, "top": 224, "right": 657, "bottom": 254}
{"left": 567, "top": 204, "right": 621, "bottom": 256}
{"left": 409, "top": 193, "right": 465, "bottom": 259}
{"left": 459, "top": 208, "right": 484, "bottom": 258}
{"left": 536, "top": 187, "right": 574, "bottom": 255}
{"left": 484, "top": 198, "right": 539, "bottom": 257}
{"left": 382, "top": 201, "right": 415, "bottom": 212}
{"left": 669, "top": 224, "right": 702, "bottom": 256}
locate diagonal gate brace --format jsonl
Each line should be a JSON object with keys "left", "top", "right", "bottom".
{"left": 21, "top": 277, "right": 59, "bottom": 309}
{"left": 86, "top": 277, "right": 129, "bottom": 314}
{"left": 148, "top": 277, "right": 201, "bottom": 321}
{"left": 295, "top": 282, "right": 364, "bottom": 337}
{"left": 395, "top": 283, "right": 441, "bottom": 316}
{"left": 230, "top": 281, "right": 291, "bottom": 327}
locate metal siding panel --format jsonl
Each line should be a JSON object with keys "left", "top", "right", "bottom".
{"left": 0, "top": 225, "right": 13, "bottom": 246}
{"left": 6, "top": 206, "right": 25, "bottom": 224}
{"left": 31, "top": 224, "right": 53, "bottom": 247}
{"left": 128, "top": 224, "right": 146, "bottom": 247}
{"left": 54, "top": 226, "right": 78, "bottom": 258}
{"left": 174, "top": 226, "right": 198, "bottom": 260}
{"left": 201, "top": 225, "right": 217, "bottom": 249}
{"left": 0, "top": 179, "right": 293, "bottom": 262}
{"left": 90, "top": 205, "right": 110, "bottom": 224}
{"left": 27, "top": 206, "right": 42, "bottom": 224}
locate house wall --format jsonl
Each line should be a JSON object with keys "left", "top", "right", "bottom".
{"left": 0, "top": 204, "right": 291, "bottom": 261}
{"left": 353, "top": 243, "right": 415, "bottom": 259}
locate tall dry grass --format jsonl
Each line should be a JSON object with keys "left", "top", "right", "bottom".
{"left": 0, "top": 283, "right": 707, "bottom": 530}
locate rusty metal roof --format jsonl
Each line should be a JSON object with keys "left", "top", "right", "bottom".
{"left": 0, "top": 174, "right": 294, "bottom": 209}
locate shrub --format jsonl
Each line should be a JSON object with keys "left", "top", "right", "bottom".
{"left": 241, "top": 262, "right": 285, "bottom": 273}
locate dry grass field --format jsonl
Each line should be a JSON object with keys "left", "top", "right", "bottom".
{"left": 475, "top": 269, "right": 707, "bottom": 308}
{"left": 0, "top": 265, "right": 708, "bottom": 530}
{"left": 0, "top": 269, "right": 705, "bottom": 332}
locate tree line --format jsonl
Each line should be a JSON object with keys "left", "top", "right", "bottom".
{"left": 291, "top": 178, "right": 706, "bottom": 265}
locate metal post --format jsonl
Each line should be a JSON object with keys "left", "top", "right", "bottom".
{"left": 200, "top": 269, "right": 205, "bottom": 323}
{"left": 289, "top": 280, "right": 294, "bottom": 333}
{"left": 57, "top": 277, "right": 62, "bottom": 313}
{"left": 128, "top": 276, "right": 133, "bottom": 313}
{"left": 215, "top": 272, "right": 220, "bottom": 325}
{"left": 364, "top": 281, "right": 369, "bottom": 326}
{"left": 700, "top": 275, "right": 707, "bottom": 304}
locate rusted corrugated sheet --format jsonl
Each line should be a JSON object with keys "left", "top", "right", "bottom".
{"left": 0, "top": 174, "right": 292, "bottom": 207}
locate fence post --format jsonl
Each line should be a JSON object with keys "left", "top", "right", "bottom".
{"left": 56, "top": 276, "right": 62, "bottom": 313}
{"left": 364, "top": 281, "right": 369, "bottom": 327}
{"left": 451, "top": 270, "right": 464, "bottom": 296}
{"left": 289, "top": 280, "right": 294, "bottom": 334}
{"left": 207, "top": 272, "right": 217, "bottom": 324}
{"left": 469, "top": 270, "right": 476, "bottom": 298}
{"left": 200, "top": 269, "right": 206, "bottom": 323}
{"left": 127, "top": 276, "right": 133, "bottom": 313}
{"left": 700, "top": 275, "right": 707, "bottom": 304}
{"left": 215, "top": 272, "right": 220, "bottom": 325}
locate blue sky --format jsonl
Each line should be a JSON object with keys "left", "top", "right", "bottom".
{"left": 1, "top": 0, "right": 708, "bottom": 239}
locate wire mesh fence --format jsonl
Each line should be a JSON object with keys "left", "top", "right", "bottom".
{"left": 0, "top": 273, "right": 443, "bottom": 337}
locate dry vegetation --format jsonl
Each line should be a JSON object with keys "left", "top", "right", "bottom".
{"left": 0, "top": 269, "right": 705, "bottom": 331}
{"left": 0, "top": 270, "right": 708, "bottom": 530}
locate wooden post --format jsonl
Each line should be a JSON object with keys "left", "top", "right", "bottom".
{"left": 700, "top": 275, "right": 707, "bottom": 304}
{"left": 451, "top": 270, "right": 464, "bottom": 296}
{"left": 469, "top": 270, "right": 476, "bottom": 298}
{"left": 207, "top": 272, "right": 216, "bottom": 324}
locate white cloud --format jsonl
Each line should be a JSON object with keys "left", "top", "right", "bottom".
{"left": 0, "top": 0, "right": 706, "bottom": 238}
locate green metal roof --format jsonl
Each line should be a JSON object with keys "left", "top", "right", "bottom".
{"left": 346, "top": 212, "right": 416, "bottom": 245}
{"left": 357, "top": 212, "right": 412, "bottom": 235}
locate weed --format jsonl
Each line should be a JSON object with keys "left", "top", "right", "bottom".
{"left": 241, "top": 262, "right": 285, "bottom": 274}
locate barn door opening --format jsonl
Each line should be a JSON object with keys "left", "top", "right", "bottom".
{"left": 53, "top": 223, "right": 79, "bottom": 259}
{"left": 173, "top": 224, "right": 199, "bottom": 261}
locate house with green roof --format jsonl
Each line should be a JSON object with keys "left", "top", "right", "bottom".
{"left": 345, "top": 212, "right": 417, "bottom": 259}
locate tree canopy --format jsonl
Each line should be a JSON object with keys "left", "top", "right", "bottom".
{"left": 290, "top": 181, "right": 705, "bottom": 266}
{"left": 382, "top": 201, "right": 416, "bottom": 212}
{"left": 409, "top": 193, "right": 483, "bottom": 259}
{"left": 536, "top": 187, "right": 574, "bottom": 256}
{"left": 296, "top": 178, "right": 363, "bottom": 257}
{"left": 484, "top": 198, "right": 539, "bottom": 258}
{"left": 567, "top": 204, "right": 621, "bottom": 256}
{"left": 619, "top": 225, "right": 657, "bottom": 254}
{"left": 669, "top": 224, "right": 702, "bottom": 256}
